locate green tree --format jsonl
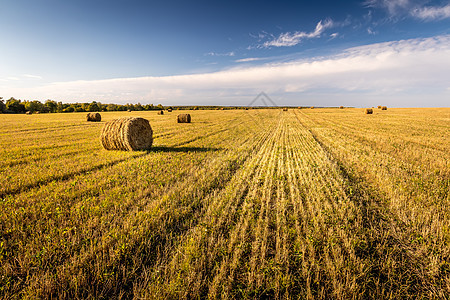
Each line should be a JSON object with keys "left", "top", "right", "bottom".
{"left": 106, "top": 104, "right": 118, "bottom": 111}
{"left": 24, "top": 100, "right": 44, "bottom": 113}
{"left": 0, "top": 97, "right": 5, "bottom": 113}
{"left": 88, "top": 101, "right": 100, "bottom": 112}
{"left": 56, "top": 102, "right": 64, "bottom": 113}
{"left": 45, "top": 100, "right": 58, "bottom": 113}
{"left": 6, "top": 98, "right": 25, "bottom": 113}
{"left": 135, "top": 102, "right": 144, "bottom": 111}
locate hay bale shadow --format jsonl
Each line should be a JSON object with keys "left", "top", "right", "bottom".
{"left": 149, "top": 146, "right": 221, "bottom": 153}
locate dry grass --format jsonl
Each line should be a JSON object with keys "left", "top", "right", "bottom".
{"left": 0, "top": 108, "right": 448, "bottom": 299}
{"left": 100, "top": 117, "right": 153, "bottom": 151}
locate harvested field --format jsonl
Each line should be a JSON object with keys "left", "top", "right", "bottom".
{"left": 0, "top": 108, "right": 449, "bottom": 299}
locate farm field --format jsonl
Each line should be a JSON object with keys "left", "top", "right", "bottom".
{"left": 0, "top": 108, "right": 449, "bottom": 299}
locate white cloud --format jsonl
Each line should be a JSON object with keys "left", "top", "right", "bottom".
{"left": 3, "top": 35, "right": 450, "bottom": 107}
{"left": 23, "top": 74, "right": 43, "bottom": 79}
{"left": 205, "top": 51, "right": 235, "bottom": 57}
{"left": 365, "top": 0, "right": 450, "bottom": 21}
{"left": 234, "top": 57, "right": 266, "bottom": 63}
{"left": 329, "top": 33, "right": 339, "bottom": 39}
{"left": 364, "top": 0, "right": 412, "bottom": 16}
{"left": 412, "top": 4, "right": 450, "bottom": 20}
{"left": 262, "top": 19, "right": 334, "bottom": 47}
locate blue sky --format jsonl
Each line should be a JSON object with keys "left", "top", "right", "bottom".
{"left": 1, "top": 0, "right": 449, "bottom": 107}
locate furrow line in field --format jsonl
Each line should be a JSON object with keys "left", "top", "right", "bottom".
{"left": 208, "top": 117, "right": 283, "bottom": 299}
{"left": 293, "top": 110, "right": 446, "bottom": 297}
{"left": 138, "top": 116, "right": 281, "bottom": 298}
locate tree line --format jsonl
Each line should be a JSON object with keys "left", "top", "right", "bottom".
{"left": 0, "top": 97, "right": 306, "bottom": 114}
{"left": 0, "top": 97, "right": 168, "bottom": 114}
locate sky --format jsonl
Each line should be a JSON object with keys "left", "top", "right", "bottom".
{"left": 1, "top": 0, "right": 449, "bottom": 107}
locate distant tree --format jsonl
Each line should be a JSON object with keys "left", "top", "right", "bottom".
{"left": 156, "top": 104, "right": 164, "bottom": 110}
{"left": 106, "top": 104, "right": 118, "bottom": 111}
{"left": 143, "top": 104, "right": 154, "bottom": 110}
{"left": 56, "top": 102, "right": 64, "bottom": 113}
{"left": 6, "top": 97, "right": 25, "bottom": 113}
{"left": 24, "top": 100, "right": 44, "bottom": 113}
{"left": 135, "top": 102, "right": 144, "bottom": 111}
{"left": 88, "top": 101, "right": 100, "bottom": 112}
{"left": 45, "top": 100, "right": 58, "bottom": 113}
{"left": 0, "top": 97, "right": 5, "bottom": 113}
{"left": 62, "top": 106, "right": 74, "bottom": 113}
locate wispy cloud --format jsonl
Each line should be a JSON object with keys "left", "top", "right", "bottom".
{"left": 329, "top": 32, "right": 339, "bottom": 39}
{"left": 364, "top": 0, "right": 411, "bottom": 16}
{"left": 412, "top": 4, "right": 450, "bottom": 20}
{"left": 234, "top": 57, "right": 267, "bottom": 63}
{"left": 3, "top": 35, "right": 450, "bottom": 107}
{"left": 262, "top": 19, "right": 334, "bottom": 48}
{"left": 365, "top": 0, "right": 450, "bottom": 21}
{"left": 23, "top": 74, "right": 43, "bottom": 79}
{"left": 205, "top": 51, "right": 235, "bottom": 57}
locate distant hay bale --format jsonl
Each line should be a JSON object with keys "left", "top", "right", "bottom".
{"left": 298, "top": 107, "right": 302, "bottom": 109}
{"left": 26, "top": 111, "right": 31, "bottom": 115}
{"left": 381, "top": 106, "right": 387, "bottom": 110}
{"left": 365, "top": 108, "right": 373, "bottom": 114}
{"left": 220, "top": 108, "right": 224, "bottom": 110}
{"left": 310, "top": 106, "right": 314, "bottom": 109}
{"left": 177, "top": 114, "right": 191, "bottom": 123}
{"left": 86, "top": 112, "right": 101, "bottom": 122}
{"left": 127, "top": 109, "right": 131, "bottom": 112}
{"left": 377, "top": 105, "right": 382, "bottom": 109}
{"left": 283, "top": 108, "right": 288, "bottom": 111}
{"left": 168, "top": 108, "right": 172, "bottom": 112}
{"left": 35, "top": 111, "right": 40, "bottom": 114}
{"left": 100, "top": 117, "right": 153, "bottom": 151}
{"left": 339, "top": 106, "right": 344, "bottom": 109}
{"left": 158, "top": 110, "right": 164, "bottom": 115}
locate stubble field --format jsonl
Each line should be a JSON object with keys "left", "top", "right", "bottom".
{"left": 1, "top": 108, "right": 449, "bottom": 299}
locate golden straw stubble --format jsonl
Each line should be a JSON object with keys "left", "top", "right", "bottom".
{"left": 100, "top": 117, "right": 153, "bottom": 151}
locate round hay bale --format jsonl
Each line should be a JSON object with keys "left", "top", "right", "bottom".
{"left": 86, "top": 112, "right": 101, "bottom": 122}
{"left": 283, "top": 108, "right": 288, "bottom": 111}
{"left": 158, "top": 110, "right": 164, "bottom": 115}
{"left": 167, "top": 108, "right": 172, "bottom": 112}
{"left": 177, "top": 114, "right": 191, "bottom": 123}
{"left": 310, "top": 106, "right": 314, "bottom": 109}
{"left": 377, "top": 105, "right": 382, "bottom": 109}
{"left": 127, "top": 109, "right": 131, "bottom": 112}
{"left": 26, "top": 111, "right": 32, "bottom": 115}
{"left": 381, "top": 106, "right": 387, "bottom": 110}
{"left": 365, "top": 108, "right": 373, "bottom": 114}
{"left": 35, "top": 111, "right": 40, "bottom": 114}
{"left": 100, "top": 117, "right": 153, "bottom": 151}
{"left": 339, "top": 106, "right": 344, "bottom": 109}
